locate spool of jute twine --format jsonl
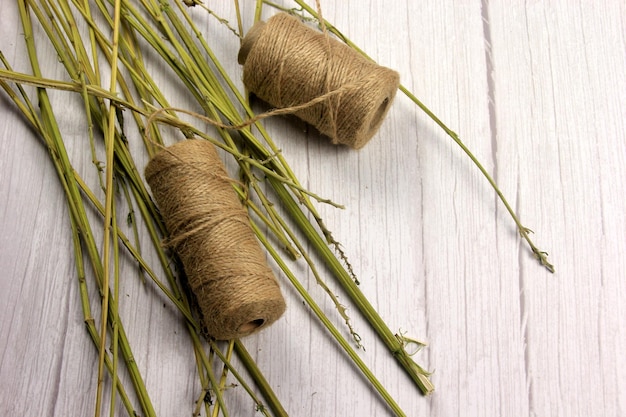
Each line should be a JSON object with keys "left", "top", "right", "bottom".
{"left": 145, "top": 139, "right": 286, "bottom": 340}
{"left": 238, "top": 13, "right": 400, "bottom": 150}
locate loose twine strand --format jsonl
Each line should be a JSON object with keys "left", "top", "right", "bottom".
{"left": 145, "top": 139, "right": 286, "bottom": 340}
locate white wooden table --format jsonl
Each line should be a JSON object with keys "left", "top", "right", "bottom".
{"left": 1, "top": 1, "right": 625, "bottom": 416}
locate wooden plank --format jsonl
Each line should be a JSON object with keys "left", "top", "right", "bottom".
{"left": 489, "top": 1, "right": 626, "bottom": 416}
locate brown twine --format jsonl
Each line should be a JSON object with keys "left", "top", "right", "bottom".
{"left": 145, "top": 139, "right": 286, "bottom": 340}
{"left": 238, "top": 12, "right": 400, "bottom": 149}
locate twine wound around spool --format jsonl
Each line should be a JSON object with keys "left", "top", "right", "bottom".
{"left": 145, "top": 139, "right": 286, "bottom": 340}
{"left": 238, "top": 13, "right": 400, "bottom": 150}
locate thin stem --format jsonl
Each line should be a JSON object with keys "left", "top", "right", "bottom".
{"left": 109, "top": 193, "right": 120, "bottom": 417}
{"left": 254, "top": 0, "right": 263, "bottom": 23}
{"left": 95, "top": 0, "right": 122, "bottom": 413}
{"left": 234, "top": 340, "right": 288, "bottom": 417}
{"left": 207, "top": 340, "right": 273, "bottom": 417}
{"left": 0, "top": 69, "right": 146, "bottom": 112}
{"left": 399, "top": 86, "right": 554, "bottom": 272}
{"left": 289, "top": 0, "right": 554, "bottom": 273}
{"left": 233, "top": 0, "right": 244, "bottom": 43}
{"left": 211, "top": 341, "right": 235, "bottom": 417}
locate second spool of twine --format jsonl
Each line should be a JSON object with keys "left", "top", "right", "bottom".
{"left": 238, "top": 12, "right": 400, "bottom": 149}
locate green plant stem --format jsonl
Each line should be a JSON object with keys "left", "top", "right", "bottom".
{"left": 289, "top": 0, "right": 554, "bottom": 273}
{"left": 0, "top": 69, "right": 145, "bottom": 111}
{"left": 211, "top": 340, "right": 235, "bottom": 417}
{"left": 72, "top": 218, "right": 139, "bottom": 416}
{"left": 254, "top": 0, "right": 263, "bottom": 22}
{"left": 95, "top": 0, "right": 122, "bottom": 413}
{"left": 233, "top": 340, "right": 288, "bottom": 417}
{"left": 108, "top": 195, "right": 121, "bottom": 417}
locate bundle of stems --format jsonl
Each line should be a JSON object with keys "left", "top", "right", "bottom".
{"left": 0, "top": 0, "right": 552, "bottom": 416}
{"left": 0, "top": 0, "right": 426, "bottom": 415}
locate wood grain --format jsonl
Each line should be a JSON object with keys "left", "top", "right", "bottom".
{"left": 1, "top": 1, "right": 625, "bottom": 416}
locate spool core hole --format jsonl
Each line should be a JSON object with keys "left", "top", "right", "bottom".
{"left": 239, "top": 318, "right": 265, "bottom": 333}
{"left": 369, "top": 97, "right": 390, "bottom": 131}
